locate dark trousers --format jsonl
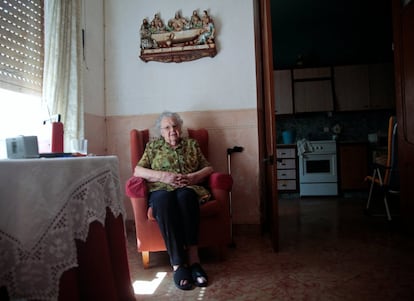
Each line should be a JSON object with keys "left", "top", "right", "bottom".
{"left": 148, "top": 188, "right": 200, "bottom": 266}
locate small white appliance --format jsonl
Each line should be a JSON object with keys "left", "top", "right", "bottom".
{"left": 6, "top": 136, "right": 39, "bottom": 159}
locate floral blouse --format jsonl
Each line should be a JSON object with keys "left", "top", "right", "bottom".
{"left": 137, "top": 137, "right": 212, "bottom": 202}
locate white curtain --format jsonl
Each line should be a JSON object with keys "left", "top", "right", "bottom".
{"left": 43, "top": 0, "right": 84, "bottom": 152}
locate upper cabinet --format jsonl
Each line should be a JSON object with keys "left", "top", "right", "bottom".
{"left": 368, "top": 63, "right": 395, "bottom": 109}
{"left": 274, "top": 70, "right": 293, "bottom": 115}
{"left": 273, "top": 63, "right": 395, "bottom": 115}
{"left": 334, "top": 65, "right": 370, "bottom": 111}
{"left": 334, "top": 63, "right": 395, "bottom": 111}
{"left": 292, "top": 67, "right": 334, "bottom": 113}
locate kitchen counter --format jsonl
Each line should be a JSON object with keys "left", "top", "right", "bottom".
{"left": 338, "top": 143, "right": 370, "bottom": 191}
{"left": 338, "top": 140, "right": 369, "bottom": 144}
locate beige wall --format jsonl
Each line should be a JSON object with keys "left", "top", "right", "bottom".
{"left": 104, "top": 1, "right": 257, "bottom": 116}
{"left": 83, "top": 1, "right": 261, "bottom": 226}
{"left": 89, "top": 109, "right": 261, "bottom": 225}
{"left": 84, "top": 113, "right": 106, "bottom": 155}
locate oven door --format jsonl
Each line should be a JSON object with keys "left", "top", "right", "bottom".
{"left": 299, "top": 153, "right": 337, "bottom": 183}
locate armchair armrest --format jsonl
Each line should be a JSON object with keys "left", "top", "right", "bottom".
{"left": 125, "top": 176, "right": 148, "bottom": 198}
{"left": 125, "top": 176, "right": 156, "bottom": 221}
{"left": 209, "top": 172, "right": 233, "bottom": 202}
{"left": 126, "top": 173, "right": 232, "bottom": 198}
{"left": 209, "top": 172, "right": 233, "bottom": 191}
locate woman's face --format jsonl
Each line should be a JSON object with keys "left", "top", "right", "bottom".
{"left": 160, "top": 116, "right": 182, "bottom": 147}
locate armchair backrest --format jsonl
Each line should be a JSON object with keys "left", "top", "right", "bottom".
{"left": 130, "top": 128, "right": 209, "bottom": 172}
{"left": 130, "top": 129, "right": 149, "bottom": 172}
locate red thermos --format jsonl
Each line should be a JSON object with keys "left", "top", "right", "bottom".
{"left": 51, "top": 121, "right": 64, "bottom": 152}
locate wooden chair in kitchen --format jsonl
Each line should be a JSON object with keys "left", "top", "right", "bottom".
{"left": 125, "top": 128, "right": 233, "bottom": 268}
{"left": 365, "top": 116, "right": 399, "bottom": 221}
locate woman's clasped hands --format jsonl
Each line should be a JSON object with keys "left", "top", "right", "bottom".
{"left": 162, "top": 171, "right": 195, "bottom": 187}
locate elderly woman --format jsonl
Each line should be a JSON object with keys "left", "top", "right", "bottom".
{"left": 134, "top": 111, "right": 212, "bottom": 290}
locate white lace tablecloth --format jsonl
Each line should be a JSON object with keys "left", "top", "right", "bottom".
{"left": 0, "top": 156, "right": 126, "bottom": 301}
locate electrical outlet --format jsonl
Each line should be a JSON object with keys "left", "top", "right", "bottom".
{"left": 324, "top": 127, "right": 330, "bottom": 133}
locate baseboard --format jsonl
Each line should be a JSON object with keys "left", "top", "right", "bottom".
{"left": 232, "top": 224, "right": 261, "bottom": 235}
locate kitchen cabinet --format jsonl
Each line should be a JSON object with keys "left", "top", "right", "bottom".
{"left": 334, "top": 65, "right": 370, "bottom": 111}
{"left": 368, "top": 63, "right": 395, "bottom": 109}
{"left": 334, "top": 63, "right": 395, "bottom": 111}
{"left": 273, "top": 63, "right": 394, "bottom": 115}
{"left": 339, "top": 142, "right": 369, "bottom": 191}
{"left": 276, "top": 145, "right": 297, "bottom": 191}
{"left": 274, "top": 70, "right": 293, "bottom": 115}
{"left": 293, "top": 67, "right": 334, "bottom": 113}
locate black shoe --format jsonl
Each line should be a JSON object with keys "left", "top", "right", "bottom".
{"left": 190, "top": 263, "right": 208, "bottom": 287}
{"left": 173, "top": 266, "right": 193, "bottom": 290}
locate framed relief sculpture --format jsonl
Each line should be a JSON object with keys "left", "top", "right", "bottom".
{"left": 139, "top": 10, "right": 217, "bottom": 63}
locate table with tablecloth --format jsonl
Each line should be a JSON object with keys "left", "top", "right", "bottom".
{"left": 0, "top": 156, "right": 135, "bottom": 301}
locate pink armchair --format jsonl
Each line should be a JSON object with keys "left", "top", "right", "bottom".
{"left": 126, "top": 128, "right": 233, "bottom": 268}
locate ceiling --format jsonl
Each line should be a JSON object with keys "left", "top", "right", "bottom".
{"left": 270, "top": 0, "right": 393, "bottom": 69}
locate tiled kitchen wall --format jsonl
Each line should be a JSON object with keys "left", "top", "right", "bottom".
{"left": 276, "top": 109, "right": 395, "bottom": 144}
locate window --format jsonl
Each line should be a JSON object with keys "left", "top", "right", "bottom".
{"left": 0, "top": 0, "right": 46, "bottom": 157}
{"left": 0, "top": 0, "right": 44, "bottom": 95}
{"left": 0, "top": 88, "right": 47, "bottom": 157}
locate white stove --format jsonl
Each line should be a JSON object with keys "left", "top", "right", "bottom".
{"left": 298, "top": 140, "right": 338, "bottom": 196}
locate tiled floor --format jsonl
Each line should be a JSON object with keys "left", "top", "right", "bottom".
{"left": 126, "top": 196, "right": 414, "bottom": 300}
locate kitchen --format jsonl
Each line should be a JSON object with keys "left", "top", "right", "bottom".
{"left": 271, "top": 0, "right": 395, "bottom": 197}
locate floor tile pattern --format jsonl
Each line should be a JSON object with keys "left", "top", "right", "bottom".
{"left": 127, "top": 197, "right": 414, "bottom": 300}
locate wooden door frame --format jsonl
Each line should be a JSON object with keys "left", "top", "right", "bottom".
{"left": 255, "top": 0, "right": 279, "bottom": 251}
{"left": 392, "top": 0, "right": 414, "bottom": 230}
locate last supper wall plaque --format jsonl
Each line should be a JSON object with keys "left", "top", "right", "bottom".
{"left": 139, "top": 10, "right": 217, "bottom": 63}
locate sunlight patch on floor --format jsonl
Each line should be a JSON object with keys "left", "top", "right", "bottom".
{"left": 197, "top": 287, "right": 207, "bottom": 300}
{"left": 132, "top": 271, "right": 167, "bottom": 295}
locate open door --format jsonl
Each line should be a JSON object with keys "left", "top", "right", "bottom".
{"left": 392, "top": 0, "right": 414, "bottom": 230}
{"left": 255, "top": 0, "right": 279, "bottom": 251}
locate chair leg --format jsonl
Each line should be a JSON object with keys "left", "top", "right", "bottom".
{"left": 383, "top": 194, "right": 392, "bottom": 221}
{"left": 142, "top": 251, "right": 150, "bottom": 269}
{"left": 366, "top": 167, "right": 393, "bottom": 221}
{"left": 366, "top": 168, "right": 377, "bottom": 210}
